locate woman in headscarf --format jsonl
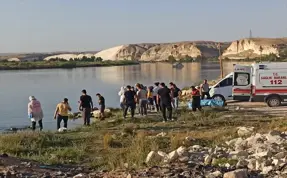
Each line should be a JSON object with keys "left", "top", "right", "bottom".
{"left": 28, "top": 96, "right": 44, "bottom": 131}
{"left": 118, "top": 86, "right": 126, "bottom": 111}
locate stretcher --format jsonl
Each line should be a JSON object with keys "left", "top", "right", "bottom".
{"left": 188, "top": 99, "right": 225, "bottom": 109}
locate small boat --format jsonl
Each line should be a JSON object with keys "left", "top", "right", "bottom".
{"left": 172, "top": 62, "right": 184, "bottom": 69}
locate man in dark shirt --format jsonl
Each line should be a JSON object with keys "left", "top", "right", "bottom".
{"left": 79, "top": 89, "right": 93, "bottom": 126}
{"left": 123, "top": 85, "right": 136, "bottom": 119}
{"left": 96, "top": 93, "right": 105, "bottom": 120}
{"left": 157, "top": 83, "right": 173, "bottom": 122}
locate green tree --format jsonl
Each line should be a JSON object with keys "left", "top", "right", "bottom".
{"left": 91, "top": 56, "right": 96, "bottom": 61}
{"left": 95, "top": 57, "right": 103, "bottom": 62}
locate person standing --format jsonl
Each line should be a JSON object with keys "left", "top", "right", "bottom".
{"left": 147, "top": 86, "right": 154, "bottom": 111}
{"left": 54, "top": 98, "right": 71, "bottom": 130}
{"left": 123, "top": 85, "right": 136, "bottom": 119}
{"left": 157, "top": 83, "right": 173, "bottom": 122}
{"left": 170, "top": 82, "right": 181, "bottom": 109}
{"left": 191, "top": 86, "right": 202, "bottom": 111}
{"left": 200, "top": 79, "right": 210, "bottom": 99}
{"left": 79, "top": 89, "right": 93, "bottom": 126}
{"left": 136, "top": 84, "right": 148, "bottom": 116}
{"left": 153, "top": 82, "right": 161, "bottom": 112}
{"left": 96, "top": 93, "right": 105, "bottom": 120}
{"left": 28, "top": 96, "right": 44, "bottom": 131}
{"left": 118, "top": 86, "right": 126, "bottom": 111}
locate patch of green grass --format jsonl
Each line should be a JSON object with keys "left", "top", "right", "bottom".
{"left": 0, "top": 108, "right": 286, "bottom": 170}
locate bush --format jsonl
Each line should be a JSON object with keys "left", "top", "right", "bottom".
{"left": 167, "top": 55, "right": 176, "bottom": 63}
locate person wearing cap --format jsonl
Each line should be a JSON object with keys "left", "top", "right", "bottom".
{"left": 54, "top": 98, "right": 71, "bottom": 130}
{"left": 28, "top": 96, "right": 44, "bottom": 131}
{"left": 79, "top": 89, "right": 93, "bottom": 126}
{"left": 190, "top": 86, "right": 202, "bottom": 111}
{"left": 157, "top": 82, "right": 173, "bottom": 122}
{"left": 96, "top": 93, "right": 105, "bottom": 120}
{"left": 153, "top": 82, "right": 161, "bottom": 112}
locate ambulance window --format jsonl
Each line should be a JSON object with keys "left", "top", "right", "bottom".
{"left": 234, "top": 73, "right": 250, "bottom": 86}
{"left": 219, "top": 77, "right": 233, "bottom": 87}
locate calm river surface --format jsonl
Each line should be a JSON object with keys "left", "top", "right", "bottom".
{"left": 0, "top": 61, "right": 250, "bottom": 131}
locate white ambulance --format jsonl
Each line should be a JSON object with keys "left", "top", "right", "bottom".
{"left": 209, "top": 62, "right": 287, "bottom": 107}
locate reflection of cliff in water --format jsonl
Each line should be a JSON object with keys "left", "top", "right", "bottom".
{"left": 97, "top": 62, "right": 227, "bottom": 86}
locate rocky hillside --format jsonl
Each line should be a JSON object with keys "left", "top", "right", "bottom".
{"left": 141, "top": 41, "right": 230, "bottom": 61}
{"left": 43, "top": 42, "right": 229, "bottom": 61}
{"left": 222, "top": 38, "right": 287, "bottom": 59}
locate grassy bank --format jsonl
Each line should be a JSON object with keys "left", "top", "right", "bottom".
{"left": 0, "top": 60, "right": 139, "bottom": 70}
{"left": 0, "top": 106, "right": 286, "bottom": 171}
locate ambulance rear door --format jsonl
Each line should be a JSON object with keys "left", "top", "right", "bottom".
{"left": 232, "top": 65, "right": 252, "bottom": 101}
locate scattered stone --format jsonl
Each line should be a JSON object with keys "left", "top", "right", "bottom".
{"left": 126, "top": 174, "right": 132, "bottom": 178}
{"left": 146, "top": 151, "right": 162, "bottom": 163}
{"left": 178, "top": 156, "right": 189, "bottom": 162}
{"left": 156, "top": 132, "right": 167, "bottom": 137}
{"left": 237, "top": 127, "right": 254, "bottom": 137}
{"left": 274, "top": 152, "right": 287, "bottom": 159}
{"left": 261, "top": 166, "right": 274, "bottom": 174}
{"left": 168, "top": 150, "right": 178, "bottom": 162}
{"left": 207, "top": 170, "right": 222, "bottom": 178}
{"left": 73, "top": 173, "right": 84, "bottom": 178}
{"left": 176, "top": 146, "right": 187, "bottom": 157}
{"left": 223, "top": 169, "right": 248, "bottom": 178}
{"left": 236, "top": 160, "right": 248, "bottom": 169}
{"left": 204, "top": 155, "right": 212, "bottom": 165}
{"left": 247, "top": 159, "right": 256, "bottom": 170}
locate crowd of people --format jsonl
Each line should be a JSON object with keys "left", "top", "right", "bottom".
{"left": 27, "top": 80, "right": 210, "bottom": 130}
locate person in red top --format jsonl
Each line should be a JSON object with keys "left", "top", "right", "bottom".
{"left": 190, "top": 86, "right": 202, "bottom": 111}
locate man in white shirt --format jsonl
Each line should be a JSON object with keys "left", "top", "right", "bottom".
{"left": 200, "top": 79, "right": 210, "bottom": 99}
{"left": 153, "top": 82, "right": 161, "bottom": 112}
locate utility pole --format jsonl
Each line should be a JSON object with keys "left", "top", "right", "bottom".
{"left": 218, "top": 43, "right": 224, "bottom": 78}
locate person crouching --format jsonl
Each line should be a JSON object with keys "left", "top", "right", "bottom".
{"left": 28, "top": 96, "right": 44, "bottom": 131}
{"left": 54, "top": 98, "right": 71, "bottom": 130}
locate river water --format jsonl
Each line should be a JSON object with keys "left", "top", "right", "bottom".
{"left": 0, "top": 61, "right": 249, "bottom": 131}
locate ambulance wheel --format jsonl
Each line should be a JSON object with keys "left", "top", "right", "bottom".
{"left": 212, "top": 95, "right": 226, "bottom": 104}
{"left": 266, "top": 96, "right": 281, "bottom": 107}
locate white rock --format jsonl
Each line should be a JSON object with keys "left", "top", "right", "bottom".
{"left": 236, "top": 160, "right": 248, "bottom": 169}
{"left": 58, "top": 127, "right": 67, "bottom": 132}
{"left": 191, "top": 145, "right": 202, "bottom": 150}
{"left": 176, "top": 146, "right": 187, "bottom": 157}
{"left": 204, "top": 155, "right": 213, "bottom": 165}
{"left": 126, "top": 174, "right": 132, "bottom": 178}
{"left": 146, "top": 151, "right": 162, "bottom": 163}
{"left": 225, "top": 163, "right": 231, "bottom": 168}
{"left": 223, "top": 169, "right": 248, "bottom": 178}
{"left": 207, "top": 171, "right": 222, "bottom": 178}
{"left": 274, "top": 152, "right": 287, "bottom": 159}
{"left": 157, "top": 151, "right": 168, "bottom": 158}
{"left": 261, "top": 166, "right": 274, "bottom": 174}
{"left": 73, "top": 174, "right": 84, "bottom": 178}
{"left": 168, "top": 150, "right": 178, "bottom": 162}
{"left": 247, "top": 159, "right": 256, "bottom": 170}
{"left": 178, "top": 156, "right": 189, "bottom": 162}
{"left": 256, "top": 159, "right": 263, "bottom": 170}
{"left": 156, "top": 132, "right": 167, "bottom": 137}
{"left": 252, "top": 150, "right": 272, "bottom": 158}
{"left": 237, "top": 127, "right": 254, "bottom": 137}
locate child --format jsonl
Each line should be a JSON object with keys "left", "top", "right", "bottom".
{"left": 147, "top": 86, "right": 154, "bottom": 111}
{"left": 96, "top": 93, "right": 105, "bottom": 120}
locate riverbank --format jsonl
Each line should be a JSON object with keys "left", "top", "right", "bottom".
{"left": 0, "top": 103, "right": 286, "bottom": 177}
{"left": 0, "top": 60, "right": 139, "bottom": 70}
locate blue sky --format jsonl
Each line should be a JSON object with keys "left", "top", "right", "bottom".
{"left": 0, "top": 0, "right": 286, "bottom": 53}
